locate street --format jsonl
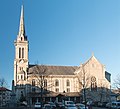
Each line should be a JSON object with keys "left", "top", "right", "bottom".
{"left": 0, "top": 105, "right": 108, "bottom": 109}
{"left": 0, "top": 107, "right": 108, "bottom": 109}
{"left": 92, "top": 107, "right": 107, "bottom": 109}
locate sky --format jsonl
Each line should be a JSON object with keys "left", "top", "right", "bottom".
{"left": 0, "top": 0, "right": 120, "bottom": 89}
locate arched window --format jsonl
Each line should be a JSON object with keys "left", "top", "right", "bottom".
{"left": 21, "top": 75, "right": 23, "bottom": 80}
{"left": 19, "top": 48, "right": 21, "bottom": 58}
{"left": 32, "top": 79, "right": 35, "bottom": 86}
{"left": 91, "top": 76, "right": 97, "bottom": 91}
{"left": 55, "top": 79, "right": 59, "bottom": 87}
{"left": 66, "top": 79, "right": 70, "bottom": 86}
{"left": 22, "top": 48, "right": 24, "bottom": 58}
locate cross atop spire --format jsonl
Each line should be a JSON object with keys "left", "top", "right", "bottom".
{"left": 92, "top": 52, "right": 94, "bottom": 57}
{"left": 18, "top": 5, "right": 26, "bottom": 39}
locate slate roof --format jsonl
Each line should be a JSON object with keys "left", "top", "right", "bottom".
{"left": 28, "top": 65, "right": 78, "bottom": 75}
{"left": 0, "top": 87, "right": 11, "bottom": 92}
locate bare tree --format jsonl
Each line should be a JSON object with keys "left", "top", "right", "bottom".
{"left": 76, "top": 64, "right": 91, "bottom": 109}
{"left": 82, "top": 64, "right": 91, "bottom": 109}
{"left": 0, "top": 78, "right": 8, "bottom": 107}
{"left": 98, "top": 81, "right": 106, "bottom": 102}
{"left": 114, "top": 74, "right": 120, "bottom": 93}
{"left": 30, "top": 65, "right": 54, "bottom": 108}
{"left": 0, "top": 78, "right": 7, "bottom": 88}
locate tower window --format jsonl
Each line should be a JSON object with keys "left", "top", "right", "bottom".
{"left": 21, "top": 75, "right": 23, "bottom": 80}
{"left": 22, "top": 48, "right": 24, "bottom": 58}
{"left": 19, "top": 48, "right": 21, "bottom": 58}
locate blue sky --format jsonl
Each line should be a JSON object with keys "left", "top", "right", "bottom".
{"left": 0, "top": 0, "right": 120, "bottom": 89}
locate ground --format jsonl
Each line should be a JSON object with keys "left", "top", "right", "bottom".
{"left": 0, "top": 107, "right": 108, "bottom": 109}
{"left": 93, "top": 107, "right": 107, "bottom": 109}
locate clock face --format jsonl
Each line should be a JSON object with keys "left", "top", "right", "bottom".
{"left": 91, "top": 76, "right": 96, "bottom": 82}
{"left": 20, "top": 59, "right": 24, "bottom": 64}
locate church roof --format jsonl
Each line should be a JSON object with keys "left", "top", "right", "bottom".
{"left": 28, "top": 65, "right": 78, "bottom": 75}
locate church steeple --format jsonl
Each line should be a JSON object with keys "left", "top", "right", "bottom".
{"left": 17, "top": 5, "right": 27, "bottom": 41}
{"left": 14, "top": 5, "right": 29, "bottom": 85}
{"left": 19, "top": 5, "right": 25, "bottom": 36}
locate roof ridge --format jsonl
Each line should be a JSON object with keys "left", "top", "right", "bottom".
{"left": 29, "top": 64, "right": 78, "bottom": 67}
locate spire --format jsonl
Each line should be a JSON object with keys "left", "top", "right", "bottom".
{"left": 18, "top": 5, "right": 25, "bottom": 37}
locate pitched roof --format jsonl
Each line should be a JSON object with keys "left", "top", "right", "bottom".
{"left": 0, "top": 87, "right": 11, "bottom": 92}
{"left": 82, "top": 55, "right": 103, "bottom": 67}
{"left": 28, "top": 65, "right": 78, "bottom": 75}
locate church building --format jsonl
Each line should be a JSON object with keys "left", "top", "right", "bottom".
{"left": 14, "top": 6, "right": 111, "bottom": 105}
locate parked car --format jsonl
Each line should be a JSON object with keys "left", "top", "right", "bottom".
{"left": 87, "top": 101, "right": 93, "bottom": 106}
{"left": 44, "top": 104, "right": 51, "bottom": 109}
{"left": 65, "top": 101, "right": 77, "bottom": 109}
{"left": 34, "top": 102, "right": 41, "bottom": 109}
{"left": 76, "top": 103, "right": 88, "bottom": 109}
{"left": 106, "top": 102, "right": 111, "bottom": 108}
{"left": 111, "top": 101, "right": 120, "bottom": 109}
{"left": 44, "top": 104, "right": 56, "bottom": 109}
{"left": 66, "top": 105, "right": 77, "bottom": 109}
{"left": 97, "top": 101, "right": 108, "bottom": 107}
{"left": 97, "top": 102, "right": 103, "bottom": 107}
{"left": 56, "top": 102, "right": 65, "bottom": 108}
{"left": 47, "top": 102, "right": 56, "bottom": 107}
{"left": 65, "top": 101, "right": 75, "bottom": 106}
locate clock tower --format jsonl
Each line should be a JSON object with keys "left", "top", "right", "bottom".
{"left": 14, "top": 5, "right": 29, "bottom": 85}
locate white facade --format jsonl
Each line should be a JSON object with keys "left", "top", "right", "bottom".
{"left": 14, "top": 6, "right": 111, "bottom": 103}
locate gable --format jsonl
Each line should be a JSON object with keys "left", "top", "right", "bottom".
{"left": 83, "top": 56, "right": 104, "bottom": 73}
{"left": 85, "top": 55, "right": 102, "bottom": 67}
{"left": 74, "top": 55, "right": 105, "bottom": 82}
